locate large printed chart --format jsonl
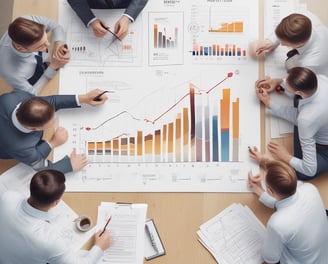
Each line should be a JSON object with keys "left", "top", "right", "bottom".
{"left": 57, "top": 0, "right": 260, "bottom": 192}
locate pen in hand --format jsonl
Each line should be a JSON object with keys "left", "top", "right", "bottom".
{"left": 99, "top": 216, "right": 112, "bottom": 237}
{"left": 100, "top": 22, "right": 121, "bottom": 41}
{"left": 93, "top": 91, "right": 110, "bottom": 101}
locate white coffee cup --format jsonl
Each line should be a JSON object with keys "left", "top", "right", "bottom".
{"left": 75, "top": 215, "right": 92, "bottom": 232}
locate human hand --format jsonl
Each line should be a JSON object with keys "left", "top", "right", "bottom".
{"left": 267, "top": 141, "right": 293, "bottom": 164}
{"left": 49, "top": 127, "right": 68, "bottom": 148}
{"left": 255, "top": 84, "right": 272, "bottom": 107}
{"left": 95, "top": 229, "right": 112, "bottom": 251}
{"left": 256, "top": 76, "right": 283, "bottom": 93}
{"left": 78, "top": 88, "right": 108, "bottom": 106}
{"left": 248, "top": 170, "right": 264, "bottom": 197}
{"left": 248, "top": 146, "right": 266, "bottom": 164}
{"left": 53, "top": 41, "right": 70, "bottom": 60}
{"left": 254, "top": 39, "right": 275, "bottom": 56}
{"left": 70, "top": 148, "right": 88, "bottom": 171}
{"left": 114, "top": 16, "right": 131, "bottom": 40}
{"left": 91, "top": 19, "right": 108, "bottom": 38}
{"left": 49, "top": 42, "right": 70, "bottom": 70}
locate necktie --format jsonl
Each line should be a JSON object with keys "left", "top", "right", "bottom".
{"left": 286, "top": 49, "right": 299, "bottom": 60}
{"left": 27, "top": 51, "right": 45, "bottom": 85}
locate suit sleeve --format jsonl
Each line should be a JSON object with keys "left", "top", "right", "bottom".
{"left": 67, "top": 0, "right": 97, "bottom": 27}
{"left": 125, "top": 0, "right": 148, "bottom": 21}
{"left": 42, "top": 94, "right": 81, "bottom": 111}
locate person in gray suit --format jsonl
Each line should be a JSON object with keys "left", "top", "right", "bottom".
{"left": 0, "top": 89, "right": 108, "bottom": 174}
{"left": 67, "top": 0, "right": 148, "bottom": 39}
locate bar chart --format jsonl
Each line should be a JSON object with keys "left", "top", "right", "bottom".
{"left": 148, "top": 12, "right": 184, "bottom": 65}
{"left": 153, "top": 23, "right": 178, "bottom": 48}
{"left": 82, "top": 73, "right": 240, "bottom": 164}
{"left": 208, "top": 21, "right": 244, "bottom": 33}
{"left": 191, "top": 42, "right": 247, "bottom": 57}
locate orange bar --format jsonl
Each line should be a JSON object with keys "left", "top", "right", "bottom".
{"left": 137, "top": 131, "right": 143, "bottom": 156}
{"left": 96, "top": 142, "right": 103, "bottom": 155}
{"left": 88, "top": 142, "right": 95, "bottom": 150}
{"left": 113, "top": 139, "right": 119, "bottom": 155}
{"left": 129, "top": 137, "right": 135, "bottom": 155}
{"left": 154, "top": 24, "right": 158, "bottom": 48}
{"left": 175, "top": 113, "right": 181, "bottom": 161}
{"left": 145, "top": 134, "right": 153, "bottom": 154}
{"left": 220, "top": 88, "right": 230, "bottom": 130}
{"left": 233, "top": 98, "right": 239, "bottom": 139}
{"left": 162, "top": 124, "right": 167, "bottom": 156}
{"left": 182, "top": 107, "right": 189, "bottom": 161}
{"left": 168, "top": 122, "right": 174, "bottom": 153}
{"left": 154, "top": 130, "right": 161, "bottom": 155}
{"left": 105, "top": 141, "right": 111, "bottom": 154}
{"left": 235, "top": 22, "right": 243, "bottom": 32}
{"left": 88, "top": 142, "right": 95, "bottom": 155}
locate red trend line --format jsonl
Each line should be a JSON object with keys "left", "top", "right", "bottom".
{"left": 86, "top": 72, "right": 233, "bottom": 129}
{"left": 144, "top": 72, "right": 233, "bottom": 124}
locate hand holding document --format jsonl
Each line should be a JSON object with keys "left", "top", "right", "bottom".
{"left": 96, "top": 202, "right": 148, "bottom": 264}
{"left": 197, "top": 203, "right": 265, "bottom": 264}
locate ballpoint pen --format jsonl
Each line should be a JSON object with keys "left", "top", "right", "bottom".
{"left": 93, "top": 90, "right": 112, "bottom": 101}
{"left": 99, "top": 216, "right": 112, "bottom": 237}
{"left": 100, "top": 22, "right": 121, "bottom": 41}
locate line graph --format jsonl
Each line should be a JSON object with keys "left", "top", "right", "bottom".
{"left": 56, "top": 64, "right": 260, "bottom": 192}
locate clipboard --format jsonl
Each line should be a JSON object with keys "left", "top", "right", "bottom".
{"left": 144, "top": 218, "right": 166, "bottom": 260}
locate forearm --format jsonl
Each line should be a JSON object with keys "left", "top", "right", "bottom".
{"left": 268, "top": 104, "right": 298, "bottom": 125}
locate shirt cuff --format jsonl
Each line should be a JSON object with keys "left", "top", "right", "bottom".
{"left": 75, "top": 95, "right": 81, "bottom": 106}
{"left": 87, "top": 17, "right": 98, "bottom": 28}
{"left": 267, "top": 32, "right": 279, "bottom": 48}
{"left": 259, "top": 191, "right": 277, "bottom": 208}
{"left": 123, "top": 13, "right": 134, "bottom": 22}
{"left": 44, "top": 67, "right": 57, "bottom": 79}
{"left": 88, "top": 245, "right": 105, "bottom": 262}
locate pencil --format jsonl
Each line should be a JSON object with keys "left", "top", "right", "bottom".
{"left": 99, "top": 216, "right": 112, "bottom": 237}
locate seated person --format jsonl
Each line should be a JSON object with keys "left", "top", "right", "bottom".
{"left": 248, "top": 160, "right": 328, "bottom": 264}
{"left": 0, "top": 15, "right": 70, "bottom": 95}
{"left": 0, "top": 169, "right": 111, "bottom": 263}
{"left": 67, "top": 0, "right": 148, "bottom": 39}
{"left": 254, "top": 67, "right": 328, "bottom": 180}
{"left": 249, "top": 11, "right": 328, "bottom": 75}
{"left": 0, "top": 89, "right": 108, "bottom": 174}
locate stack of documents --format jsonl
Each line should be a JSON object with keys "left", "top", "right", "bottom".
{"left": 97, "top": 202, "right": 148, "bottom": 264}
{"left": 197, "top": 203, "right": 266, "bottom": 264}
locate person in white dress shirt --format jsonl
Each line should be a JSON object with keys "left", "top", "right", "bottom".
{"left": 248, "top": 160, "right": 328, "bottom": 264}
{"left": 0, "top": 15, "right": 70, "bottom": 94}
{"left": 0, "top": 169, "right": 111, "bottom": 264}
{"left": 250, "top": 11, "right": 328, "bottom": 76}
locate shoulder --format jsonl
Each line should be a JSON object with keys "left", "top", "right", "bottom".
{"left": 298, "top": 182, "right": 320, "bottom": 196}
{"left": 0, "top": 191, "right": 23, "bottom": 208}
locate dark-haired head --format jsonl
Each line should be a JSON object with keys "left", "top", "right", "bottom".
{"left": 29, "top": 170, "right": 66, "bottom": 208}
{"left": 16, "top": 97, "right": 55, "bottom": 128}
{"left": 286, "top": 67, "right": 317, "bottom": 94}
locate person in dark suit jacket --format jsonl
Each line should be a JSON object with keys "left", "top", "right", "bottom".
{"left": 67, "top": 0, "right": 148, "bottom": 39}
{"left": 0, "top": 89, "right": 108, "bottom": 174}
